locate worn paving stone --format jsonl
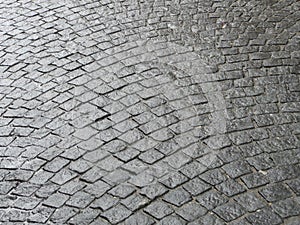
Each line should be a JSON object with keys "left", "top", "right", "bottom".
{"left": 159, "top": 172, "right": 188, "bottom": 189}
{"left": 157, "top": 214, "right": 186, "bottom": 225}
{"left": 176, "top": 202, "right": 207, "bottom": 222}
{"left": 144, "top": 201, "right": 174, "bottom": 220}
{"left": 140, "top": 182, "right": 168, "bottom": 200}
{"left": 183, "top": 177, "right": 211, "bottom": 196}
{"left": 241, "top": 172, "right": 269, "bottom": 189}
{"left": 272, "top": 198, "right": 300, "bottom": 218}
{"left": 66, "top": 191, "right": 95, "bottom": 209}
{"left": 246, "top": 207, "right": 283, "bottom": 225}
{"left": 50, "top": 206, "right": 79, "bottom": 224}
{"left": 0, "top": 0, "right": 299, "bottom": 224}
{"left": 234, "top": 192, "right": 266, "bottom": 212}
{"left": 124, "top": 212, "right": 155, "bottom": 225}
{"left": 68, "top": 208, "right": 99, "bottom": 225}
{"left": 259, "top": 183, "right": 293, "bottom": 203}
{"left": 216, "top": 179, "right": 247, "bottom": 197}
{"left": 108, "top": 183, "right": 135, "bottom": 199}
{"left": 91, "top": 194, "right": 119, "bottom": 211}
{"left": 101, "top": 204, "right": 132, "bottom": 224}
{"left": 196, "top": 190, "right": 228, "bottom": 211}
{"left": 43, "top": 192, "right": 69, "bottom": 208}
{"left": 213, "top": 201, "right": 246, "bottom": 222}
{"left": 163, "top": 187, "right": 192, "bottom": 207}
{"left": 188, "top": 213, "right": 225, "bottom": 225}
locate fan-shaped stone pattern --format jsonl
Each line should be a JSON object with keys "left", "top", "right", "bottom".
{"left": 0, "top": 0, "right": 299, "bottom": 224}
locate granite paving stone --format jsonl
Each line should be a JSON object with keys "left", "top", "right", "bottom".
{"left": 0, "top": 0, "right": 299, "bottom": 223}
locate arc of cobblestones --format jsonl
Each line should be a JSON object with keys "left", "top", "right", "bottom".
{"left": 95, "top": 38, "right": 229, "bottom": 163}
{"left": 0, "top": 0, "right": 300, "bottom": 224}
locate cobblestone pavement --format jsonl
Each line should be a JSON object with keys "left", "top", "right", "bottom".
{"left": 0, "top": 0, "right": 299, "bottom": 224}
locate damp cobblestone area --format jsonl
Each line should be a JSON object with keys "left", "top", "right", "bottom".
{"left": 0, "top": 0, "right": 299, "bottom": 224}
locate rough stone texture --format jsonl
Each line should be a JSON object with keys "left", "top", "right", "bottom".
{"left": 0, "top": 0, "right": 299, "bottom": 224}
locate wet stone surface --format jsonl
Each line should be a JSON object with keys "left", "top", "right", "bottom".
{"left": 0, "top": 0, "right": 299, "bottom": 224}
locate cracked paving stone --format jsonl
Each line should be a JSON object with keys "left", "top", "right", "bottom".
{"left": 144, "top": 201, "right": 174, "bottom": 220}
{"left": 101, "top": 204, "right": 132, "bottom": 224}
